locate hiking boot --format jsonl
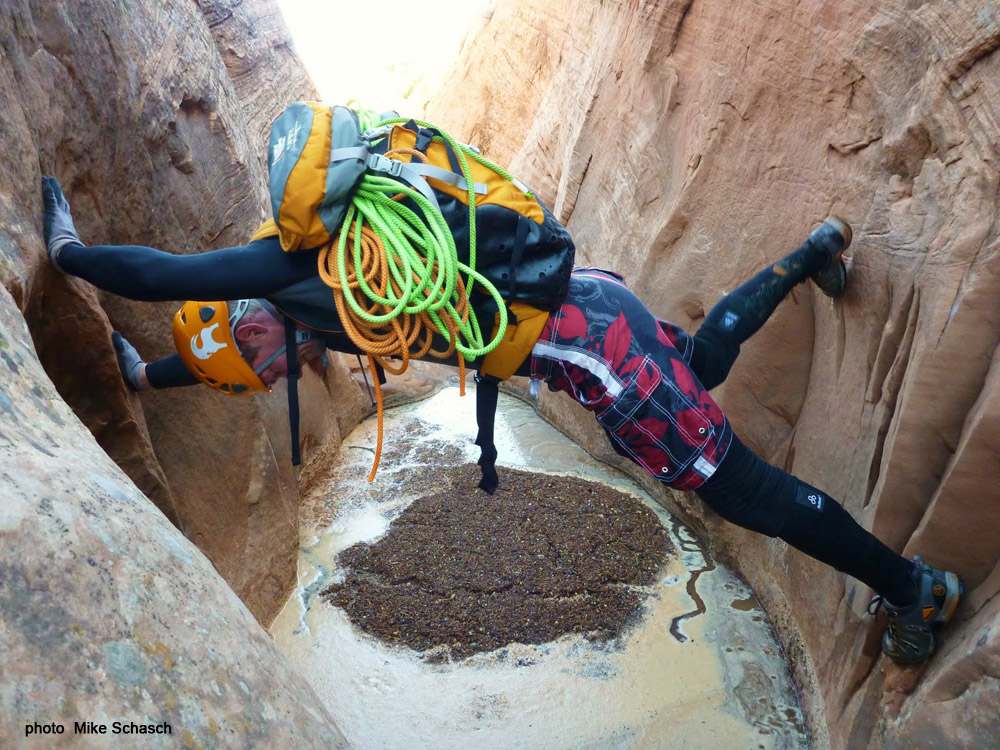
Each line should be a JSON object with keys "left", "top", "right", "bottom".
{"left": 807, "top": 216, "right": 852, "bottom": 298}
{"left": 870, "top": 556, "right": 964, "bottom": 665}
{"left": 42, "top": 176, "right": 82, "bottom": 272}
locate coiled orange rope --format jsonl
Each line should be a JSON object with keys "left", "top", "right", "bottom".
{"left": 316, "top": 177, "right": 471, "bottom": 479}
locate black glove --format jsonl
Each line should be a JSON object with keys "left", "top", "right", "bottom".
{"left": 42, "top": 176, "right": 82, "bottom": 272}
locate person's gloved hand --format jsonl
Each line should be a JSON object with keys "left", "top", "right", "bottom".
{"left": 112, "top": 332, "right": 148, "bottom": 392}
{"left": 42, "top": 176, "right": 82, "bottom": 272}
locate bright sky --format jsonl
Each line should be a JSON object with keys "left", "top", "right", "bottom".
{"left": 276, "top": 0, "right": 493, "bottom": 114}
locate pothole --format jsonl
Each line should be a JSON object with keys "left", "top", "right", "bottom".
{"left": 271, "top": 387, "right": 807, "bottom": 749}
{"left": 322, "top": 465, "right": 671, "bottom": 662}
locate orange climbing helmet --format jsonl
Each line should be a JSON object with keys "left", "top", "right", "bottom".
{"left": 172, "top": 300, "right": 268, "bottom": 395}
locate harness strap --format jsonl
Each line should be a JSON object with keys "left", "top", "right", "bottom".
{"left": 329, "top": 145, "right": 369, "bottom": 164}
{"left": 366, "top": 153, "right": 442, "bottom": 212}
{"left": 407, "top": 162, "right": 488, "bottom": 195}
{"left": 365, "top": 152, "right": 486, "bottom": 196}
{"left": 474, "top": 373, "right": 501, "bottom": 494}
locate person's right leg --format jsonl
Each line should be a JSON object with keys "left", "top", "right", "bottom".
{"left": 688, "top": 218, "right": 850, "bottom": 389}
{"left": 696, "top": 434, "right": 916, "bottom": 600}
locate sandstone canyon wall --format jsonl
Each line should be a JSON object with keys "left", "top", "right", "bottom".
{"left": 0, "top": 284, "right": 346, "bottom": 746}
{"left": 1, "top": 0, "right": 356, "bottom": 744}
{"left": 2, "top": 0, "right": 369, "bottom": 625}
{"left": 426, "top": 1, "right": 999, "bottom": 748}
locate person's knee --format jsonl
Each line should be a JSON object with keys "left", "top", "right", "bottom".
{"left": 690, "top": 326, "right": 739, "bottom": 390}
{"left": 695, "top": 482, "right": 784, "bottom": 537}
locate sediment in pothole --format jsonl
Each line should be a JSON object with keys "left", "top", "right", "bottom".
{"left": 323, "top": 465, "right": 672, "bottom": 660}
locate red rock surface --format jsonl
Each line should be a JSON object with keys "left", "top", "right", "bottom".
{"left": 426, "top": 1, "right": 1000, "bottom": 747}
{"left": 0, "top": 285, "right": 346, "bottom": 747}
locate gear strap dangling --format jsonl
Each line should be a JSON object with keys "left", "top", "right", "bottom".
{"left": 474, "top": 373, "right": 501, "bottom": 494}
{"left": 284, "top": 316, "right": 301, "bottom": 466}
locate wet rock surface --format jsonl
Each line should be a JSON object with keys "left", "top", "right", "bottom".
{"left": 324, "top": 464, "right": 671, "bottom": 660}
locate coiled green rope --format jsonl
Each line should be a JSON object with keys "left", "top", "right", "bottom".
{"left": 332, "top": 108, "right": 509, "bottom": 360}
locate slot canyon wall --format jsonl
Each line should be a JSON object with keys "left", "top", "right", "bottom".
{"left": 1, "top": 0, "right": 372, "bottom": 623}
{"left": 1, "top": 0, "right": 357, "bottom": 744}
{"left": 425, "top": 0, "right": 999, "bottom": 747}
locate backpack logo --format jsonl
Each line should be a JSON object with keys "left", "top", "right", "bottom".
{"left": 191, "top": 324, "right": 227, "bottom": 360}
{"left": 271, "top": 119, "right": 304, "bottom": 167}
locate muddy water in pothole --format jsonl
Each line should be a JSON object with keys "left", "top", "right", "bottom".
{"left": 270, "top": 388, "right": 807, "bottom": 749}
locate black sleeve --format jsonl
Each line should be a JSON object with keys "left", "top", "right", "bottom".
{"left": 57, "top": 237, "right": 321, "bottom": 302}
{"left": 144, "top": 354, "right": 201, "bottom": 389}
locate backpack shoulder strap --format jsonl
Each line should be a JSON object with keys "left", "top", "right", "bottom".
{"left": 250, "top": 218, "right": 280, "bottom": 242}
{"left": 284, "top": 315, "right": 302, "bottom": 467}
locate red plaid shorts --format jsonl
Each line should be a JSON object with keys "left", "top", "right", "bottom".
{"left": 530, "top": 268, "right": 732, "bottom": 491}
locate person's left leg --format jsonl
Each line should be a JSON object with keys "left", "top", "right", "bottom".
{"left": 688, "top": 218, "right": 851, "bottom": 390}
{"left": 43, "top": 176, "right": 319, "bottom": 301}
{"left": 696, "top": 434, "right": 963, "bottom": 663}
{"left": 696, "top": 434, "right": 916, "bottom": 601}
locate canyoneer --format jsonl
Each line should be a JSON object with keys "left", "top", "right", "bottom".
{"left": 42, "top": 101, "right": 963, "bottom": 665}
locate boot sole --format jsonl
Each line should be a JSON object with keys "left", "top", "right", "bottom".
{"left": 825, "top": 215, "right": 853, "bottom": 252}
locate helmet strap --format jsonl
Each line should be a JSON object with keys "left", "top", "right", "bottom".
{"left": 252, "top": 328, "right": 313, "bottom": 376}
{"left": 258, "top": 299, "right": 282, "bottom": 321}
{"left": 254, "top": 344, "right": 286, "bottom": 375}
{"left": 243, "top": 301, "right": 313, "bottom": 376}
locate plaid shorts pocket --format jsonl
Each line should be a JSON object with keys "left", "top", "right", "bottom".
{"left": 597, "top": 356, "right": 714, "bottom": 482}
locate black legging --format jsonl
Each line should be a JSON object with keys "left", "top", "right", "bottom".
{"left": 689, "top": 230, "right": 828, "bottom": 390}
{"left": 689, "top": 237, "right": 916, "bottom": 604}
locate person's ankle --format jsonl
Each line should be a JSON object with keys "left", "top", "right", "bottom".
{"left": 885, "top": 563, "right": 920, "bottom": 608}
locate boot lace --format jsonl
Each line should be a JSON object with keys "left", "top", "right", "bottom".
{"left": 867, "top": 596, "right": 887, "bottom": 618}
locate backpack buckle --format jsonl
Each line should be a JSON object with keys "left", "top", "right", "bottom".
{"left": 367, "top": 153, "right": 404, "bottom": 178}
{"left": 363, "top": 124, "right": 393, "bottom": 141}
